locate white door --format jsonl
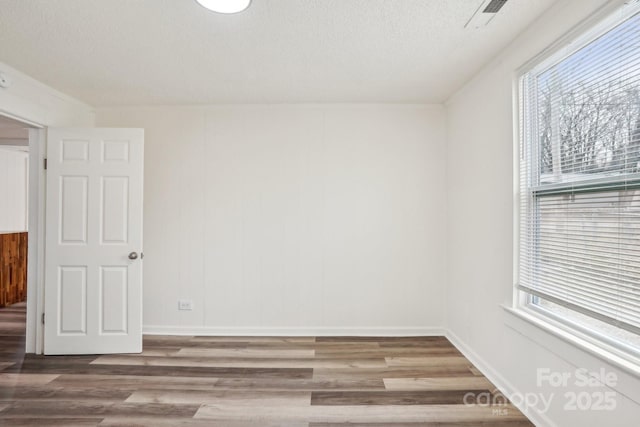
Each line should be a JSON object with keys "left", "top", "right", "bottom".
{"left": 44, "top": 128, "right": 144, "bottom": 355}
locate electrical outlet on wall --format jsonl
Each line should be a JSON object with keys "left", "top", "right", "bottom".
{"left": 178, "top": 300, "right": 193, "bottom": 311}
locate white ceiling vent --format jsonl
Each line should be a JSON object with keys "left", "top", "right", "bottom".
{"left": 465, "top": 0, "right": 510, "bottom": 29}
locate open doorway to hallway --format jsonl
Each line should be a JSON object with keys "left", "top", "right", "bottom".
{"left": 0, "top": 114, "right": 34, "bottom": 354}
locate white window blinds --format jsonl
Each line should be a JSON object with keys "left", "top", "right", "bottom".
{"left": 519, "top": 4, "right": 640, "bottom": 346}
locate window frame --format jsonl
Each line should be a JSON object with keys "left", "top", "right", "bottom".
{"left": 513, "top": 0, "right": 640, "bottom": 368}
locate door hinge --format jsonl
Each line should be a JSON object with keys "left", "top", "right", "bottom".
{"left": 44, "top": 158, "right": 48, "bottom": 170}
{"left": 41, "top": 313, "right": 45, "bottom": 324}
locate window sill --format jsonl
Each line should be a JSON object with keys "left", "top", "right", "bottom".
{"left": 503, "top": 305, "right": 640, "bottom": 405}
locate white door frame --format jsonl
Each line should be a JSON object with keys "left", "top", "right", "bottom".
{"left": 26, "top": 127, "right": 46, "bottom": 354}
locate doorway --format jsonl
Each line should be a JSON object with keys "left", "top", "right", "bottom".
{"left": 1, "top": 120, "right": 145, "bottom": 356}
{"left": 0, "top": 114, "right": 38, "bottom": 357}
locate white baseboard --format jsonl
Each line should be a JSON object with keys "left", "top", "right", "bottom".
{"left": 445, "top": 328, "right": 556, "bottom": 427}
{"left": 143, "top": 325, "right": 446, "bottom": 337}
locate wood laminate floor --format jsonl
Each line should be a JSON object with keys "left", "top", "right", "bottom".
{"left": 0, "top": 303, "right": 534, "bottom": 426}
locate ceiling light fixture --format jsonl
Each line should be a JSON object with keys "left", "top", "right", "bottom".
{"left": 195, "top": 0, "right": 251, "bottom": 14}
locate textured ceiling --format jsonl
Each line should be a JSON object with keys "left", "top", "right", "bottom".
{"left": 0, "top": 0, "right": 555, "bottom": 106}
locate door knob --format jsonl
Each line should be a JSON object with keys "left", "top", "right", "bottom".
{"left": 128, "top": 252, "right": 139, "bottom": 260}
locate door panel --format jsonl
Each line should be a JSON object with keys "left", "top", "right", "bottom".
{"left": 100, "top": 266, "right": 128, "bottom": 334}
{"left": 59, "top": 266, "right": 87, "bottom": 334}
{"left": 60, "top": 176, "right": 88, "bottom": 244}
{"left": 101, "top": 177, "right": 129, "bottom": 244}
{"left": 44, "top": 128, "right": 143, "bottom": 355}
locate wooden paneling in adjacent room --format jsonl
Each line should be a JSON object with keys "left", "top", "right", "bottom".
{"left": 0, "top": 232, "right": 27, "bottom": 307}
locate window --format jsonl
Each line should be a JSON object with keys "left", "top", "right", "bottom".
{"left": 518, "top": 2, "right": 640, "bottom": 360}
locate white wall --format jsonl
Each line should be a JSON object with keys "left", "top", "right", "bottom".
{"left": 97, "top": 105, "right": 446, "bottom": 334}
{"left": 0, "top": 147, "right": 29, "bottom": 233}
{"left": 445, "top": 0, "right": 640, "bottom": 425}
